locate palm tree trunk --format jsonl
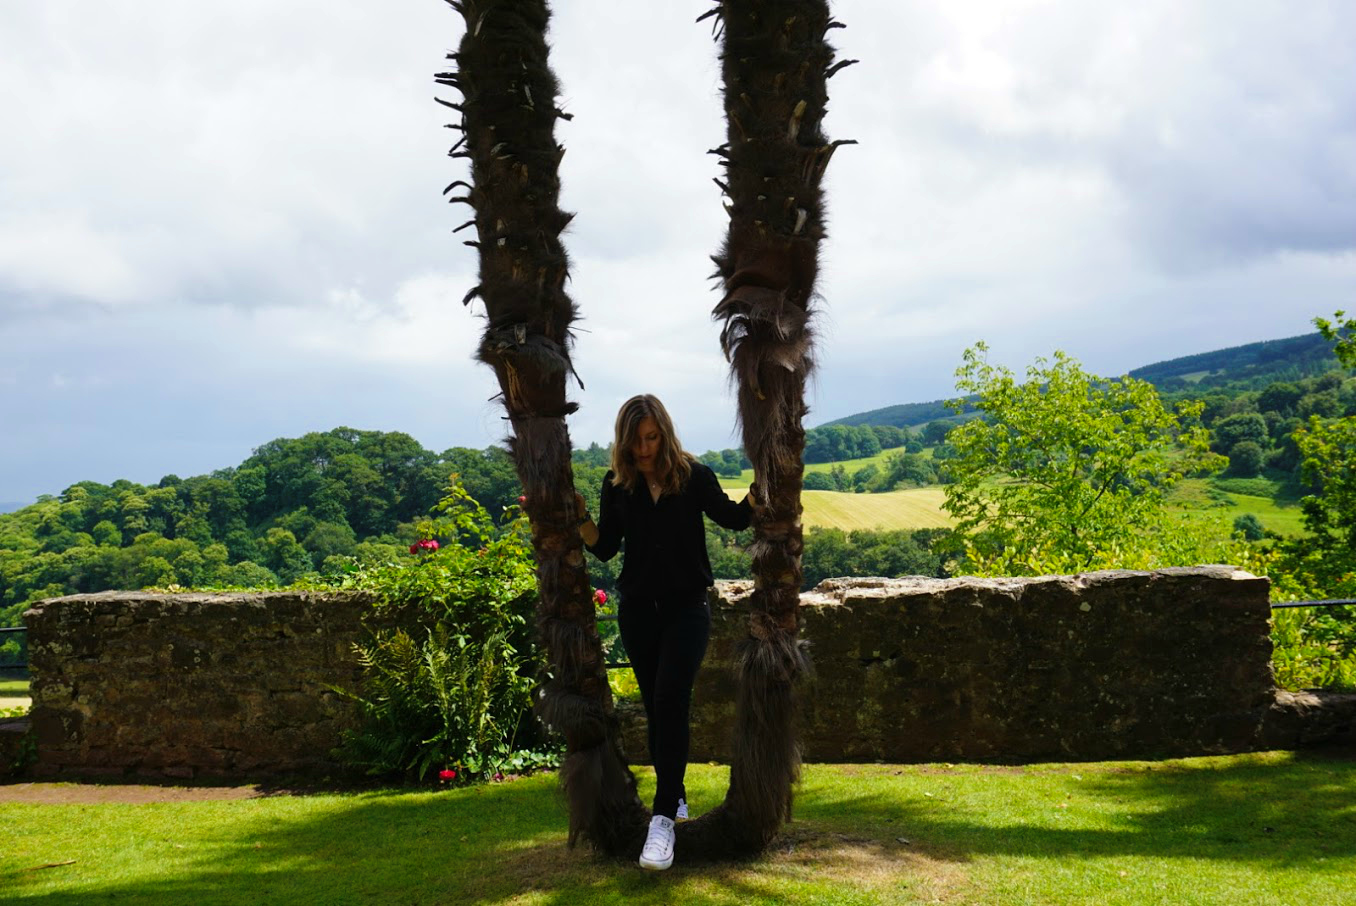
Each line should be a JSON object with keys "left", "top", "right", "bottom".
{"left": 697, "top": 0, "right": 853, "bottom": 854}
{"left": 440, "top": 0, "right": 647, "bottom": 851}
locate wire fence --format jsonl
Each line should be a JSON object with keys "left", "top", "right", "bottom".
{"left": 0, "top": 626, "right": 28, "bottom": 674}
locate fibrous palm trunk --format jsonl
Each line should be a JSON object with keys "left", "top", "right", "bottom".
{"left": 443, "top": 0, "right": 849, "bottom": 861}
{"left": 686, "top": 0, "right": 854, "bottom": 855}
{"left": 439, "top": 0, "right": 647, "bottom": 852}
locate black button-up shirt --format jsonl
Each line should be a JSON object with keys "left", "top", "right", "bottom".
{"left": 586, "top": 461, "right": 752, "bottom": 600}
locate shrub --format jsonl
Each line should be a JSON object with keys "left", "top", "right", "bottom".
{"left": 1232, "top": 514, "right": 1265, "bottom": 541}
{"left": 327, "top": 480, "right": 556, "bottom": 781}
{"left": 1226, "top": 441, "right": 1265, "bottom": 477}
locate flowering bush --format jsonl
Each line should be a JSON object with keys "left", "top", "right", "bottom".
{"left": 328, "top": 479, "right": 560, "bottom": 782}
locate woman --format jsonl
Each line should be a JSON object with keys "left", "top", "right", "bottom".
{"left": 575, "top": 393, "right": 754, "bottom": 871}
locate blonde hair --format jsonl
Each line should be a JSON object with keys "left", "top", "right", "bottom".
{"left": 610, "top": 394, "right": 693, "bottom": 496}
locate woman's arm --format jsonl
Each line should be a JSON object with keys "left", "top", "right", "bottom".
{"left": 580, "top": 472, "right": 623, "bottom": 560}
{"left": 694, "top": 463, "right": 753, "bottom": 531}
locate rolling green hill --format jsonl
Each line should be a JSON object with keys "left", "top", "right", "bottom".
{"left": 824, "top": 331, "right": 1341, "bottom": 428}
{"left": 1130, "top": 332, "right": 1337, "bottom": 389}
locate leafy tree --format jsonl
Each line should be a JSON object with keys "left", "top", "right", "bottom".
{"left": 303, "top": 522, "right": 359, "bottom": 568}
{"left": 1258, "top": 381, "right": 1303, "bottom": 417}
{"left": 91, "top": 520, "right": 122, "bottom": 548}
{"left": 922, "top": 420, "right": 952, "bottom": 445}
{"left": 943, "top": 343, "right": 1221, "bottom": 575}
{"left": 884, "top": 451, "right": 937, "bottom": 489}
{"left": 1315, "top": 310, "right": 1355, "bottom": 367}
{"left": 1212, "top": 412, "right": 1268, "bottom": 455}
{"left": 851, "top": 464, "right": 880, "bottom": 493}
{"left": 221, "top": 560, "right": 278, "bottom": 587}
{"left": 1227, "top": 441, "right": 1265, "bottom": 478}
{"left": 261, "top": 528, "right": 313, "bottom": 583}
{"left": 802, "top": 472, "right": 835, "bottom": 491}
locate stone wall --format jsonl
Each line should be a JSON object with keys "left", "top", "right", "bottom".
{"left": 24, "top": 590, "right": 392, "bottom": 779}
{"left": 22, "top": 569, "right": 1353, "bottom": 780}
{"left": 622, "top": 567, "right": 1352, "bottom": 763}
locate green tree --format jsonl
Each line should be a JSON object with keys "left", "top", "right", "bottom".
{"left": 1315, "top": 310, "right": 1355, "bottom": 368}
{"left": 91, "top": 520, "right": 122, "bottom": 548}
{"left": 1227, "top": 441, "right": 1265, "bottom": 478}
{"left": 1212, "top": 412, "right": 1268, "bottom": 455}
{"left": 922, "top": 420, "right": 952, "bottom": 445}
{"left": 802, "top": 472, "right": 835, "bottom": 491}
{"left": 943, "top": 343, "right": 1221, "bottom": 575}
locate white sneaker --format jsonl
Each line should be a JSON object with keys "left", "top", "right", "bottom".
{"left": 639, "top": 815, "right": 675, "bottom": 870}
{"left": 676, "top": 798, "right": 689, "bottom": 821}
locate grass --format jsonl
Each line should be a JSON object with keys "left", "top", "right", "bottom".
{"left": 2, "top": 752, "right": 1353, "bottom": 905}
{"left": 1167, "top": 479, "right": 1306, "bottom": 537}
{"left": 0, "top": 677, "right": 29, "bottom": 711}
{"left": 715, "top": 473, "right": 1306, "bottom": 537}
{"left": 717, "top": 483, "right": 954, "bottom": 531}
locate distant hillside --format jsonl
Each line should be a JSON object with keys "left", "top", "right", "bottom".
{"left": 820, "top": 399, "right": 957, "bottom": 430}
{"left": 826, "top": 331, "right": 1340, "bottom": 428}
{"left": 1129, "top": 332, "right": 1336, "bottom": 390}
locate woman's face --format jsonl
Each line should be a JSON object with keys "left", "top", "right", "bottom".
{"left": 631, "top": 416, "right": 662, "bottom": 476}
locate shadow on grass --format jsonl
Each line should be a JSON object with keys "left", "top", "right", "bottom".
{"left": 800, "top": 750, "right": 1356, "bottom": 870}
{"left": 3, "top": 752, "right": 1354, "bottom": 905}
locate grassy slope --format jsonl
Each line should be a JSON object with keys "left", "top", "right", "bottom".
{"left": 1166, "top": 479, "right": 1306, "bottom": 537}
{"left": 0, "top": 677, "right": 29, "bottom": 710}
{"left": 3, "top": 753, "right": 1353, "bottom": 905}
{"left": 719, "top": 472, "right": 1304, "bottom": 537}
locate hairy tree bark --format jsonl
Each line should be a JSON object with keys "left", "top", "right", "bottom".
{"left": 440, "top": 0, "right": 647, "bottom": 852}
{"left": 692, "top": 0, "right": 853, "bottom": 855}
{"left": 443, "top": 0, "right": 849, "bottom": 861}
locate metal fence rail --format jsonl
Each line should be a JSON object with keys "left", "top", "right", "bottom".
{"left": 0, "top": 626, "right": 28, "bottom": 671}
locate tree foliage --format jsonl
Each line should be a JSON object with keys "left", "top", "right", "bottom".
{"left": 943, "top": 343, "right": 1222, "bottom": 575}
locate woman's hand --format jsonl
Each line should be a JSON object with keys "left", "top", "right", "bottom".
{"left": 745, "top": 481, "right": 763, "bottom": 516}
{"left": 574, "top": 491, "right": 599, "bottom": 546}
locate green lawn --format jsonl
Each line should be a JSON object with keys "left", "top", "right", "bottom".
{"left": 3, "top": 752, "right": 1353, "bottom": 905}
{"left": 0, "top": 677, "right": 29, "bottom": 711}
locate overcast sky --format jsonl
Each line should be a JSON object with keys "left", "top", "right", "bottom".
{"left": 2, "top": 1, "right": 1353, "bottom": 505}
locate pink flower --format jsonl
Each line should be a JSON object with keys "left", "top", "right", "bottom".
{"left": 423, "top": 539, "right": 439, "bottom": 551}
{"left": 493, "top": 772, "right": 504, "bottom": 782}
{"left": 439, "top": 769, "right": 457, "bottom": 781}
{"left": 593, "top": 589, "right": 607, "bottom": 606}
{"left": 517, "top": 495, "right": 526, "bottom": 504}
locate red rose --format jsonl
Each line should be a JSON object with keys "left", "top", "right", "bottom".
{"left": 593, "top": 589, "right": 607, "bottom": 605}
{"left": 517, "top": 495, "right": 526, "bottom": 504}
{"left": 439, "top": 769, "right": 457, "bottom": 781}
{"left": 409, "top": 544, "right": 419, "bottom": 555}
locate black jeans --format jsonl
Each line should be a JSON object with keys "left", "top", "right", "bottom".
{"left": 618, "top": 589, "right": 711, "bottom": 820}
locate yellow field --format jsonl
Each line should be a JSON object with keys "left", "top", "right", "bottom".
{"left": 715, "top": 476, "right": 1306, "bottom": 536}
{"left": 718, "top": 481, "right": 954, "bottom": 531}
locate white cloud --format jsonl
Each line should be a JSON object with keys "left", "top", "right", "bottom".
{"left": 1, "top": 0, "right": 1353, "bottom": 499}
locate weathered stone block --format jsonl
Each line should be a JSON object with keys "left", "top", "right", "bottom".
{"left": 21, "top": 569, "right": 1349, "bottom": 781}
